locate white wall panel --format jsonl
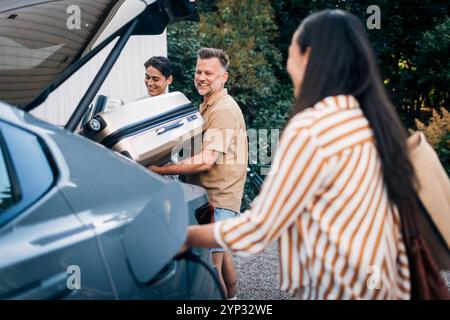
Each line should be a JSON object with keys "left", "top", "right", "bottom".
{"left": 31, "top": 32, "right": 167, "bottom": 126}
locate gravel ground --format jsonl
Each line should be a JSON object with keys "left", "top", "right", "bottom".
{"left": 233, "top": 242, "right": 292, "bottom": 300}
{"left": 233, "top": 242, "right": 450, "bottom": 300}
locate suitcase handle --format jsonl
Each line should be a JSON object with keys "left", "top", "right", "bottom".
{"left": 156, "top": 121, "right": 185, "bottom": 135}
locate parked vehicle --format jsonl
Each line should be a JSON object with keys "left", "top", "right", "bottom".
{"left": 0, "top": 0, "right": 222, "bottom": 300}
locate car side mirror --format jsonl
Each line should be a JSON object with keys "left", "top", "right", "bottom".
{"left": 121, "top": 181, "right": 188, "bottom": 283}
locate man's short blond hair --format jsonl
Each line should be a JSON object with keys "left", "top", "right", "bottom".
{"left": 197, "top": 47, "right": 229, "bottom": 71}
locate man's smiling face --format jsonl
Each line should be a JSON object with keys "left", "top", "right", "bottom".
{"left": 144, "top": 66, "right": 172, "bottom": 97}
{"left": 194, "top": 57, "right": 228, "bottom": 98}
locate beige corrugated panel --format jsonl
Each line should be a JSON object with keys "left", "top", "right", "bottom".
{"left": 0, "top": 0, "right": 114, "bottom": 106}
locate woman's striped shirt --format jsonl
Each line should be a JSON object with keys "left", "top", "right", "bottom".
{"left": 214, "top": 95, "right": 410, "bottom": 300}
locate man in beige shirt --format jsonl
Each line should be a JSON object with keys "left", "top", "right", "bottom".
{"left": 149, "top": 48, "right": 248, "bottom": 299}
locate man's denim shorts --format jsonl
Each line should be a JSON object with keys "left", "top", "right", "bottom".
{"left": 211, "top": 207, "right": 238, "bottom": 253}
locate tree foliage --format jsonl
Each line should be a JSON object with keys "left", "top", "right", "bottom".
{"left": 169, "top": 0, "right": 449, "bottom": 128}
{"left": 167, "top": 21, "right": 202, "bottom": 106}
{"left": 414, "top": 17, "right": 450, "bottom": 114}
{"left": 415, "top": 108, "right": 450, "bottom": 175}
{"left": 167, "top": 0, "right": 449, "bottom": 205}
{"left": 168, "top": 0, "right": 292, "bottom": 130}
{"left": 271, "top": 0, "right": 450, "bottom": 122}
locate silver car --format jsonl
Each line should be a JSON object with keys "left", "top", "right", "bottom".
{"left": 0, "top": 0, "right": 222, "bottom": 300}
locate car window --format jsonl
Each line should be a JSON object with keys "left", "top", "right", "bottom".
{"left": 0, "top": 139, "right": 15, "bottom": 212}
{"left": 0, "top": 121, "right": 54, "bottom": 226}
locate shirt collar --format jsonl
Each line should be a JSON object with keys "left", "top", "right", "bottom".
{"left": 200, "top": 89, "right": 228, "bottom": 113}
{"left": 320, "top": 95, "right": 360, "bottom": 110}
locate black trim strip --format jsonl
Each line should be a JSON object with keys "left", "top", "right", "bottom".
{"left": 101, "top": 103, "right": 198, "bottom": 148}
{"left": 0, "top": 129, "right": 22, "bottom": 204}
{"left": 65, "top": 18, "right": 139, "bottom": 131}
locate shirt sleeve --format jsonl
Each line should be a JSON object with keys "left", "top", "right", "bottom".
{"left": 202, "top": 107, "right": 236, "bottom": 154}
{"left": 213, "top": 121, "right": 328, "bottom": 255}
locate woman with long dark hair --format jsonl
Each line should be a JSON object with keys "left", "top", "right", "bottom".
{"left": 182, "top": 9, "right": 417, "bottom": 299}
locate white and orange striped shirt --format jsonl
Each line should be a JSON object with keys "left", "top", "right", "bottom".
{"left": 214, "top": 95, "right": 410, "bottom": 300}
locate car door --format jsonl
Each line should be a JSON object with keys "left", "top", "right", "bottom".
{"left": 52, "top": 126, "right": 191, "bottom": 299}
{"left": 0, "top": 119, "right": 114, "bottom": 299}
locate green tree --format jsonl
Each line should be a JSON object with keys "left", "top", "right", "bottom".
{"left": 271, "top": 0, "right": 450, "bottom": 125}
{"left": 168, "top": 0, "right": 292, "bottom": 130}
{"left": 167, "top": 1, "right": 449, "bottom": 206}
{"left": 414, "top": 17, "right": 450, "bottom": 115}
{"left": 199, "top": 0, "right": 291, "bottom": 129}
{"left": 167, "top": 21, "right": 202, "bottom": 106}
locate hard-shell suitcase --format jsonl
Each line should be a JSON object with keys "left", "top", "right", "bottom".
{"left": 83, "top": 91, "right": 203, "bottom": 166}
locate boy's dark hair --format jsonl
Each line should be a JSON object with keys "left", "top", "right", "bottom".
{"left": 197, "top": 47, "right": 229, "bottom": 71}
{"left": 144, "top": 56, "right": 173, "bottom": 78}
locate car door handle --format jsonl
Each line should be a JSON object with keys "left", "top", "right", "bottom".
{"left": 148, "top": 260, "right": 178, "bottom": 287}
{"left": 156, "top": 121, "right": 185, "bottom": 135}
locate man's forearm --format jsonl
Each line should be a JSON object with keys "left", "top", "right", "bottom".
{"left": 150, "top": 162, "right": 210, "bottom": 175}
